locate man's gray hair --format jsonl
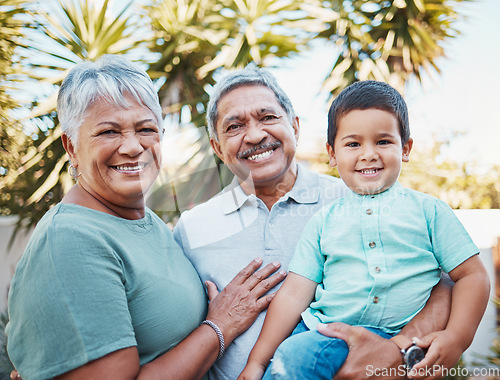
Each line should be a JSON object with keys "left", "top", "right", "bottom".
{"left": 206, "top": 66, "right": 296, "bottom": 141}
{"left": 57, "top": 55, "right": 163, "bottom": 145}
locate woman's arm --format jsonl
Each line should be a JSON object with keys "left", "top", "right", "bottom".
{"left": 56, "top": 258, "right": 286, "bottom": 380}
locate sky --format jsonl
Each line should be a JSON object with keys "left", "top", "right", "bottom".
{"left": 267, "top": 0, "right": 500, "bottom": 171}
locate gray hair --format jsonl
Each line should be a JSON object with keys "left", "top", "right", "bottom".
{"left": 206, "top": 66, "right": 296, "bottom": 141}
{"left": 57, "top": 55, "right": 163, "bottom": 145}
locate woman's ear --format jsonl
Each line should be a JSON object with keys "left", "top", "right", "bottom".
{"left": 326, "top": 143, "right": 337, "bottom": 168}
{"left": 62, "top": 134, "right": 78, "bottom": 166}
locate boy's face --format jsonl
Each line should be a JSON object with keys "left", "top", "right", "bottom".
{"left": 327, "top": 109, "right": 413, "bottom": 195}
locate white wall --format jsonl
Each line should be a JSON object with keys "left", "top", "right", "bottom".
{"left": 0, "top": 217, "right": 32, "bottom": 312}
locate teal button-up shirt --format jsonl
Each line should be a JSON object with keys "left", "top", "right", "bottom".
{"left": 290, "top": 182, "right": 479, "bottom": 334}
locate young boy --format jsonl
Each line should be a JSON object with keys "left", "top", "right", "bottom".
{"left": 239, "top": 81, "right": 490, "bottom": 380}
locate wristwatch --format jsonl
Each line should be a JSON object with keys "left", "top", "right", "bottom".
{"left": 391, "top": 335, "right": 426, "bottom": 369}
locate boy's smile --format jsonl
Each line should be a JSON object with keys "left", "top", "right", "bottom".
{"left": 327, "top": 109, "right": 413, "bottom": 195}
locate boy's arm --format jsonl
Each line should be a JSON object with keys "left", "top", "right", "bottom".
{"left": 238, "top": 272, "right": 317, "bottom": 380}
{"left": 316, "top": 274, "right": 454, "bottom": 380}
{"left": 410, "top": 254, "right": 490, "bottom": 378}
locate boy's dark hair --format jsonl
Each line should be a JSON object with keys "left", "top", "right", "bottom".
{"left": 327, "top": 80, "right": 410, "bottom": 147}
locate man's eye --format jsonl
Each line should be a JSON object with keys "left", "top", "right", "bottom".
{"left": 227, "top": 124, "right": 241, "bottom": 131}
{"left": 262, "top": 115, "right": 277, "bottom": 121}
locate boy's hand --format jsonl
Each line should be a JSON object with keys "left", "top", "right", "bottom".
{"left": 237, "top": 361, "right": 266, "bottom": 380}
{"left": 408, "top": 330, "right": 463, "bottom": 380}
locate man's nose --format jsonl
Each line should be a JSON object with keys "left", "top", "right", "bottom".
{"left": 243, "top": 123, "right": 267, "bottom": 144}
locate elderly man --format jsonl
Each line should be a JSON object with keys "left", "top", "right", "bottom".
{"left": 173, "top": 67, "right": 451, "bottom": 380}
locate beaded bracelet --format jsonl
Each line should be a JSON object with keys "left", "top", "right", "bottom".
{"left": 201, "top": 320, "right": 225, "bottom": 360}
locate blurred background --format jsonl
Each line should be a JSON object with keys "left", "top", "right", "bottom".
{"left": 1, "top": 0, "right": 499, "bottom": 378}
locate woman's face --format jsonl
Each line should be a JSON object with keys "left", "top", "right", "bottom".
{"left": 67, "top": 94, "right": 162, "bottom": 209}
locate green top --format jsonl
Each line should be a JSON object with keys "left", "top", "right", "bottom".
{"left": 7, "top": 203, "right": 207, "bottom": 380}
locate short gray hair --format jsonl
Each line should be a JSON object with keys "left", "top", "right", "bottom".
{"left": 57, "top": 55, "right": 163, "bottom": 145}
{"left": 206, "top": 67, "right": 296, "bottom": 141}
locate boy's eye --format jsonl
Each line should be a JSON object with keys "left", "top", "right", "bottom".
{"left": 346, "top": 142, "right": 359, "bottom": 147}
{"left": 378, "top": 140, "right": 391, "bottom": 145}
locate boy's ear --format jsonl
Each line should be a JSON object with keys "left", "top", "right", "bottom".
{"left": 402, "top": 138, "right": 413, "bottom": 163}
{"left": 326, "top": 143, "right": 337, "bottom": 168}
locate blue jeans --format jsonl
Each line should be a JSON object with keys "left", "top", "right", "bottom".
{"left": 262, "top": 320, "right": 393, "bottom": 380}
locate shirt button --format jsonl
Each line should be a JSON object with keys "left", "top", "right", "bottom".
{"left": 366, "top": 209, "right": 373, "bottom": 215}
{"left": 374, "top": 266, "right": 381, "bottom": 273}
{"left": 369, "top": 241, "right": 376, "bottom": 248}
{"left": 373, "top": 296, "right": 380, "bottom": 303}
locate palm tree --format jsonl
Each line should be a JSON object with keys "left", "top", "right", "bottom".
{"left": 144, "top": 0, "right": 308, "bottom": 220}
{"left": 0, "top": 0, "right": 472, "bottom": 230}
{"left": 314, "top": 0, "right": 471, "bottom": 95}
{"left": 0, "top": 0, "right": 32, "bottom": 219}
{"left": 0, "top": 0, "right": 147, "bottom": 234}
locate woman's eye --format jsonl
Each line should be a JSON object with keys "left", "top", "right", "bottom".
{"left": 99, "top": 130, "right": 117, "bottom": 136}
{"left": 139, "top": 128, "right": 157, "bottom": 133}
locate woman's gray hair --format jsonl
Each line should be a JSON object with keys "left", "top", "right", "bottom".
{"left": 57, "top": 55, "right": 163, "bottom": 145}
{"left": 206, "top": 66, "right": 296, "bottom": 141}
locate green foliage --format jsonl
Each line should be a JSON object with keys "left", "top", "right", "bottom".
{"left": 0, "top": 0, "right": 477, "bottom": 232}
{"left": 312, "top": 138, "right": 500, "bottom": 209}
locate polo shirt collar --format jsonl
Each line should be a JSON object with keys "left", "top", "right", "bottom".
{"left": 287, "top": 164, "right": 320, "bottom": 204}
{"left": 220, "top": 164, "right": 320, "bottom": 215}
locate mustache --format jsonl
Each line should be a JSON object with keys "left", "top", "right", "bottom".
{"left": 237, "top": 141, "right": 282, "bottom": 159}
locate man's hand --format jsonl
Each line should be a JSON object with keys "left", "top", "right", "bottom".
{"left": 317, "top": 322, "right": 404, "bottom": 380}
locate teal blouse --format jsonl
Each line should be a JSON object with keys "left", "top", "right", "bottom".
{"left": 7, "top": 203, "right": 207, "bottom": 380}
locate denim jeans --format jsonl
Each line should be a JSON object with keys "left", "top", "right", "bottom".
{"left": 262, "top": 320, "right": 393, "bottom": 380}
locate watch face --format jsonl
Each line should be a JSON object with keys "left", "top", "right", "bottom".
{"left": 405, "top": 345, "right": 426, "bottom": 369}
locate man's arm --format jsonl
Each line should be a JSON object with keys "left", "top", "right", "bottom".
{"left": 317, "top": 275, "right": 453, "bottom": 380}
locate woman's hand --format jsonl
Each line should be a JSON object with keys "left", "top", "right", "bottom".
{"left": 205, "top": 257, "right": 286, "bottom": 345}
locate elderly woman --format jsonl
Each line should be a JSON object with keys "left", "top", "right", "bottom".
{"left": 6, "top": 55, "right": 285, "bottom": 380}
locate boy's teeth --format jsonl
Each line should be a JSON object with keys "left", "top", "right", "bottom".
{"left": 361, "top": 169, "right": 378, "bottom": 174}
{"left": 248, "top": 150, "right": 273, "bottom": 161}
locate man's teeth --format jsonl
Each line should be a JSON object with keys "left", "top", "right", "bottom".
{"left": 360, "top": 169, "right": 379, "bottom": 174}
{"left": 247, "top": 150, "right": 273, "bottom": 161}
{"left": 115, "top": 164, "right": 145, "bottom": 171}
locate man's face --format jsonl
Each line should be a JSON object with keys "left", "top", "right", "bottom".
{"left": 210, "top": 85, "right": 299, "bottom": 189}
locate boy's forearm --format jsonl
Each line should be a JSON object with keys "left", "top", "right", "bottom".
{"left": 398, "top": 273, "right": 453, "bottom": 339}
{"left": 445, "top": 262, "right": 490, "bottom": 349}
{"left": 247, "top": 274, "right": 317, "bottom": 367}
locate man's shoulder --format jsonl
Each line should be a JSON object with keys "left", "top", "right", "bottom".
{"left": 314, "top": 172, "right": 349, "bottom": 201}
